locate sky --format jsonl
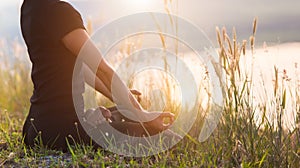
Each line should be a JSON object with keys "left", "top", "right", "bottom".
{"left": 0, "top": 0, "right": 300, "bottom": 44}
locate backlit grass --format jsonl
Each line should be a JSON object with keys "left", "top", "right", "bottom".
{"left": 0, "top": 3, "right": 300, "bottom": 167}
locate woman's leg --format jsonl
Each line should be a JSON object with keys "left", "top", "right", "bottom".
{"left": 23, "top": 103, "right": 97, "bottom": 151}
{"left": 85, "top": 106, "right": 147, "bottom": 137}
{"left": 23, "top": 105, "right": 181, "bottom": 151}
{"left": 108, "top": 106, "right": 139, "bottom": 123}
{"left": 107, "top": 106, "right": 159, "bottom": 137}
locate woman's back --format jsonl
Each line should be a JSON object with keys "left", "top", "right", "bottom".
{"left": 21, "top": 0, "right": 89, "bottom": 150}
{"left": 21, "top": 0, "right": 85, "bottom": 104}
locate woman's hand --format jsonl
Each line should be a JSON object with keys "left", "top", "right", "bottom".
{"left": 130, "top": 89, "right": 141, "bottom": 96}
{"left": 130, "top": 89, "right": 142, "bottom": 103}
{"left": 98, "top": 106, "right": 112, "bottom": 119}
{"left": 84, "top": 106, "right": 111, "bottom": 127}
{"left": 143, "top": 111, "right": 175, "bottom": 135}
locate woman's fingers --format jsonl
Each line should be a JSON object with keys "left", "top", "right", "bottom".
{"left": 162, "top": 123, "right": 171, "bottom": 130}
{"left": 130, "top": 89, "right": 142, "bottom": 103}
{"left": 98, "top": 106, "right": 112, "bottom": 119}
{"left": 130, "top": 89, "right": 142, "bottom": 96}
{"left": 144, "top": 112, "right": 175, "bottom": 133}
{"left": 145, "top": 111, "right": 175, "bottom": 124}
{"left": 159, "top": 112, "right": 175, "bottom": 123}
{"left": 159, "top": 112, "right": 175, "bottom": 118}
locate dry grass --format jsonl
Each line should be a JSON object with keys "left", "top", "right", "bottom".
{"left": 0, "top": 3, "right": 299, "bottom": 167}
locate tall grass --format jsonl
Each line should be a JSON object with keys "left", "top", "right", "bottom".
{"left": 0, "top": 39, "right": 32, "bottom": 115}
{"left": 0, "top": 39, "right": 32, "bottom": 167}
{"left": 211, "top": 18, "right": 300, "bottom": 167}
{"left": 1, "top": 4, "right": 300, "bottom": 167}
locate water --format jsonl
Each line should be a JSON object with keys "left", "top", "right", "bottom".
{"left": 107, "top": 42, "right": 300, "bottom": 130}
{"left": 185, "top": 42, "right": 300, "bottom": 130}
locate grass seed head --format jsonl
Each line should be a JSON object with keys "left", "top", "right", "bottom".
{"left": 253, "top": 17, "right": 258, "bottom": 36}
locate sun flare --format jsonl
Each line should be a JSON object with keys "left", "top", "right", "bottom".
{"left": 125, "top": 0, "right": 157, "bottom": 10}
{"left": 128, "top": 0, "right": 152, "bottom": 6}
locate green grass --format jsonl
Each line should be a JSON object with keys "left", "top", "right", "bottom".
{"left": 1, "top": 11, "right": 300, "bottom": 168}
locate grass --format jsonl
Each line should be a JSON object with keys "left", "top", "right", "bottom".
{"left": 1, "top": 3, "right": 300, "bottom": 168}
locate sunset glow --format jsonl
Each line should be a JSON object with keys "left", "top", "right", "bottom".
{"left": 1, "top": 0, "right": 300, "bottom": 166}
{"left": 128, "top": 0, "right": 152, "bottom": 6}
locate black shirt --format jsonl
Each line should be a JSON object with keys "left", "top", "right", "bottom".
{"left": 21, "top": 0, "right": 85, "bottom": 105}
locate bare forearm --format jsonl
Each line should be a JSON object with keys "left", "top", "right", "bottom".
{"left": 83, "top": 64, "right": 113, "bottom": 101}
{"left": 95, "top": 62, "right": 144, "bottom": 112}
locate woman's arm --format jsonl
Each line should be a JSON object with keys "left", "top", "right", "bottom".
{"left": 62, "top": 28, "right": 174, "bottom": 131}
{"left": 83, "top": 64, "right": 142, "bottom": 102}
{"left": 63, "top": 29, "right": 143, "bottom": 115}
{"left": 83, "top": 63, "right": 113, "bottom": 101}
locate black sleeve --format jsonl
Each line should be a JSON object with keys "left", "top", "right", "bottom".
{"left": 45, "top": 1, "right": 86, "bottom": 41}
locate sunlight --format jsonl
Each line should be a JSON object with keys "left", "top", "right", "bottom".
{"left": 127, "top": 0, "right": 152, "bottom": 7}
{"left": 123, "top": 0, "right": 158, "bottom": 11}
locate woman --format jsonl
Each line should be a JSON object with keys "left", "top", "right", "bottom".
{"left": 21, "top": 0, "right": 174, "bottom": 151}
